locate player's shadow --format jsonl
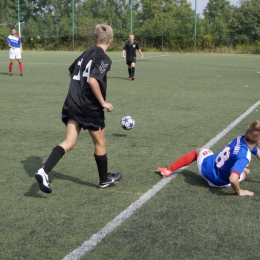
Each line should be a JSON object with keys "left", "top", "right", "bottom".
{"left": 111, "top": 133, "right": 127, "bottom": 137}
{"left": 182, "top": 170, "right": 235, "bottom": 196}
{"left": 21, "top": 156, "right": 97, "bottom": 198}
{"left": 108, "top": 76, "right": 129, "bottom": 80}
{"left": 243, "top": 178, "right": 260, "bottom": 183}
{"left": 155, "top": 170, "right": 238, "bottom": 196}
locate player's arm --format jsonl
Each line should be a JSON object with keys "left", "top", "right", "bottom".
{"left": 138, "top": 49, "right": 143, "bottom": 59}
{"left": 122, "top": 49, "right": 125, "bottom": 59}
{"left": 88, "top": 77, "right": 113, "bottom": 112}
{"left": 255, "top": 147, "right": 260, "bottom": 160}
{"left": 68, "top": 58, "right": 79, "bottom": 78}
{"left": 229, "top": 172, "right": 254, "bottom": 196}
{"left": 20, "top": 42, "right": 23, "bottom": 53}
{"left": 7, "top": 40, "right": 14, "bottom": 50}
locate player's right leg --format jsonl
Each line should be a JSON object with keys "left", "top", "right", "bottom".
{"left": 8, "top": 48, "right": 16, "bottom": 75}
{"left": 127, "top": 62, "right": 132, "bottom": 80}
{"left": 8, "top": 55, "right": 14, "bottom": 76}
{"left": 35, "top": 119, "right": 81, "bottom": 193}
{"left": 89, "top": 127, "right": 122, "bottom": 188}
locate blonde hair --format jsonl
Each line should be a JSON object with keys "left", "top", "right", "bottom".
{"left": 245, "top": 120, "right": 260, "bottom": 144}
{"left": 94, "top": 24, "right": 113, "bottom": 44}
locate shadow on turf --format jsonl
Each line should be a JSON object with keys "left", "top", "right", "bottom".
{"left": 182, "top": 170, "right": 235, "bottom": 196}
{"left": 108, "top": 76, "right": 129, "bottom": 80}
{"left": 21, "top": 156, "right": 97, "bottom": 198}
{"left": 155, "top": 169, "right": 235, "bottom": 196}
{"left": 111, "top": 133, "right": 127, "bottom": 137}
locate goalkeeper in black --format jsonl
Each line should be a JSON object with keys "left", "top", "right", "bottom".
{"left": 122, "top": 34, "right": 143, "bottom": 80}
{"left": 35, "top": 24, "right": 122, "bottom": 193}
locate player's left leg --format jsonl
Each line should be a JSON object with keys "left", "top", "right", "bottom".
{"left": 158, "top": 149, "right": 199, "bottom": 177}
{"left": 89, "top": 127, "right": 122, "bottom": 188}
{"left": 14, "top": 48, "right": 23, "bottom": 75}
{"left": 17, "top": 58, "right": 23, "bottom": 76}
{"left": 131, "top": 62, "right": 136, "bottom": 80}
{"left": 239, "top": 167, "right": 250, "bottom": 182}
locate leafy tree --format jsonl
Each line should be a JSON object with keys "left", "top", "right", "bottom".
{"left": 230, "top": 0, "right": 260, "bottom": 44}
{"left": 203, "top": 0, "right": 232, "bottom": 23}
{"left": 0, "top": 0, "right": 17, "bottom": 48}
{"left": 203, "top": 0, "right": 232, "bottom": 47}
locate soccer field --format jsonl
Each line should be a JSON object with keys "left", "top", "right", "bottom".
{"left": 0, "top": 51, "right": 260, "bottom": 260}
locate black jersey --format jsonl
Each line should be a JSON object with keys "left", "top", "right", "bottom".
{"left": 123, "top": 41, "right": 139, "bottom": 61}
{"left": 62, "top": 46, "right": 112, "bottom": 124}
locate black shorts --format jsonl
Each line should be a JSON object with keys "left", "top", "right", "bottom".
{"left": 62, "top": 117, "right": 105, "bottom": 131}
{"left": 126, "top": 59, "right": 136, "bottom": 65}
{"left": 81, "top": 121, "right": 105, "bottom": 131}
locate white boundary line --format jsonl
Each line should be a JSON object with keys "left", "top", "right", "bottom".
{"left": 0, "top": 54, "right": 169, "bottom": 65}
{"left": 63, "top": 100, "right": 260, "bottom": 260}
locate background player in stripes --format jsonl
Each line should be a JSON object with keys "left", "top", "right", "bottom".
{"left": 122, "top": 34, "right": 143, "bottom": 80}
{"left": 6, "top": 27, "right": 23, "bottom": 76}
{"left": 158, "top": 120, "right": 260, "bottom": 196}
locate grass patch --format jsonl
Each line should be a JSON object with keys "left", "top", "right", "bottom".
{"left": 0, "top": 51, "right": 259, "bottom": 259}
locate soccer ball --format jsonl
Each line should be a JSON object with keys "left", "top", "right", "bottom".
{"left": 121, "top": 116, "right": 135, "bottom": 130}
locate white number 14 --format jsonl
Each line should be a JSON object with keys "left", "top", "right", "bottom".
{"left": 73, "top": 59, "right": 92, "bottom": 82}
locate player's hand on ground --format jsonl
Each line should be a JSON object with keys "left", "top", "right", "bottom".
{"left": 102, "top": 102, "right": 113, "bottom": 112}
{"left": 239, "top": 189, "right": 254, "bottom": 196}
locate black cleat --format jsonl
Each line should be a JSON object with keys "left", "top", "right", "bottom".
{"left": 35, "top": 168, "right": 52, "bottom": 193}
{"left": 99, "top": 172, "right": 122, "bottom": 188}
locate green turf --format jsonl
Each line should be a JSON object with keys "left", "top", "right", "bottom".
{"left": 0, "top": 51, "right": 260, "bottom": 259}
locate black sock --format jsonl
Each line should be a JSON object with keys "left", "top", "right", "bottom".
{"left": 131, "top": 67, "right": 135, "bottom": 77}
{"left": 43, "top": 146, "right": 65, "bottom": 174}
{"left": 128, "top": 68, "right": 132, "bottom": 77}
{"left": 94, "top": 154, "right": 107, "bottom": 181}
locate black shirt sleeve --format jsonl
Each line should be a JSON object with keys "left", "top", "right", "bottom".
{"left": 69, "top": 57, "right": 80, "bottom": 74}
{"left": 90, "top": 56, "right": 111, "bottom": 81}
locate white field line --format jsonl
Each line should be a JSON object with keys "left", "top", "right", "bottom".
{"left": 0, "top": 54, "right": 169, "bottom": 65}
{"left": 63, "top": 100, "right": 260, "bottom": 260}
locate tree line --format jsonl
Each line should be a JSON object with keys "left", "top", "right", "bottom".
{"left": 0, "top": 0, "right": 260, "bottom": 53}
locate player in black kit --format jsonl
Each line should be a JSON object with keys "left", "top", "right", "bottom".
{"left": 35, "top": 24, "right": 122, "bottom": 193}
{"left": 122, "top": 34, "right": 143, "bottom": 80}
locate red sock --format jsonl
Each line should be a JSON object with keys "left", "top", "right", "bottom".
{"left": 19, "top": 62, "right": 23, "bottom": 73}
{"left": 167, "top": 149, "right": 198, "bottom": 172}
{"left": 9, "top": 62, "right": 13, "bottom": 73}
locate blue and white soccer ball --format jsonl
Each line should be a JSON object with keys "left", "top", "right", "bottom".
{"left": 121, "top": 116, "right": 135, "bottom": 130}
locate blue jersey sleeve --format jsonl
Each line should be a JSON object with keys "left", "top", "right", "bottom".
{"left": 251, "top": 146, "right": 258, "bottom": 155}
{"left": 230, "top": 157, "right": 249, "bottom": 175}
